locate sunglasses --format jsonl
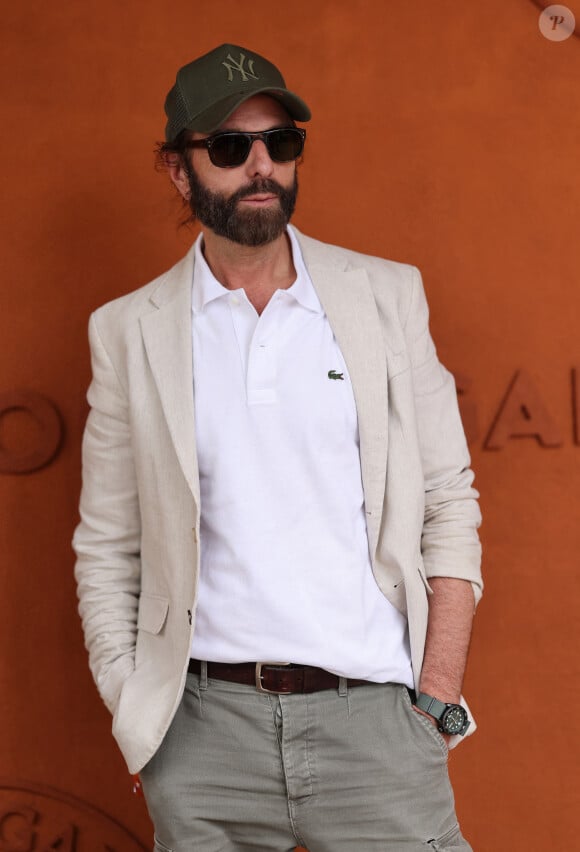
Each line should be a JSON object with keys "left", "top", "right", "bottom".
{"left": 185, "top": 127, "right": 306, "bottom": 168}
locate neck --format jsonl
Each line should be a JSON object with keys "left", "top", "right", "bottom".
{"left": 201, "top": 228, "right": 296, "bottom": 314}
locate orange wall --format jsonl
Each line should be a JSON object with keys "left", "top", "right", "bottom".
{"left": 2, "top": 1, "right": 579, "bottom": 848}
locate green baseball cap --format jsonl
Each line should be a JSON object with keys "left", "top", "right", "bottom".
{"left": 164, "top": 43, "right": 311, "bottom": 141}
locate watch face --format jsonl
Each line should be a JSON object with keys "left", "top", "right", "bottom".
{"left": 441, "top": 705, "right": 468, "bottom": 735}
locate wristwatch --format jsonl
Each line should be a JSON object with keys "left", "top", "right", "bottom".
{"left": 415, "top": 693, "right": 470, "bottom": 736}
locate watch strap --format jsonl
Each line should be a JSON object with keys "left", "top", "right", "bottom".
{"left": 415, "top": 692, "right": 448, "bottom": 720}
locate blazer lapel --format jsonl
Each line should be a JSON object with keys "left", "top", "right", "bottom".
{"left": 297, "top": 233, "right": 389, "bottom": 564}
{"left": 140, "top": 248, "right": 200, "bottom": 505}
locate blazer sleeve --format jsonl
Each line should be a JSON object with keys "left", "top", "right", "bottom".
{"left": 72, "top": 312, "right": 141, "bottom": 713}
{"left": 405, "top": 267, "right": 483, "bottom": 604}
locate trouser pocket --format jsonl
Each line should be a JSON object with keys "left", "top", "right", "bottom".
{"left": 153, "top": 834, "right": 173, "bottom": 852}
{"left": 426, "top": 822, "right": 472, "bottom": 850}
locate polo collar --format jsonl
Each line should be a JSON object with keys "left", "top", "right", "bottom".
{"left": 192, "top": 226, "right": 324, "bottom": 316}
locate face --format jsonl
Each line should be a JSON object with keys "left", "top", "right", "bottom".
{"left": 169, "top": 95, "right": 299, "bottom": 246}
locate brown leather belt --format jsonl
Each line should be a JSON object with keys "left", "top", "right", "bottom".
{"left": 188, "top": 658, "right": 371, "bottom": 695}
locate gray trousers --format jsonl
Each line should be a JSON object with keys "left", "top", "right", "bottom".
{"left": 139, "top": 670, "right": 472, "bottom": 851}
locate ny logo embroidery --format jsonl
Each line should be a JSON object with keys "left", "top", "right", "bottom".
{"left": 222, "top": 52, "right": 259, "bottom": 83}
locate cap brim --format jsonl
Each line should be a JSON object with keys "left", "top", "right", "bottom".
{"left": 187, "top": 88, "right": 311, "bottom": 134}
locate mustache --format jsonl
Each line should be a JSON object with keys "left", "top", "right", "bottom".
{"left": 231, "top": 179, "right": 288, "bottom": 203}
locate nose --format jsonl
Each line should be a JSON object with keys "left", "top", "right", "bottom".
{"left": 244, "top": 138, "right": 274, "bottom": 178}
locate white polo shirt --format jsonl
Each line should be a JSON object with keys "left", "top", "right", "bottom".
{"left": 189, "top": 226, "right": 413, "bottom": 685}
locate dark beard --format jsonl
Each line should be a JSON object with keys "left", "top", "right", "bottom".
{"left": 185, "top": 167, "right": 298, "bottom": 247}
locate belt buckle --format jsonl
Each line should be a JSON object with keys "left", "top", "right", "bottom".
{"left": 255, "top": 661, "right": 292, "bottom": 694}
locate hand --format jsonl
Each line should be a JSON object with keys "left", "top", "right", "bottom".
{"left": 412, "top": 704, "right": 451, "bottom": 746}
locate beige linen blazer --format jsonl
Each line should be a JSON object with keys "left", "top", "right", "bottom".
{"left": 73, "top": 229, "right": 482, "bottom": 774}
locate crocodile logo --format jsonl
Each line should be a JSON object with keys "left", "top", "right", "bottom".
{"left": 328, "top": 370, "right": 344, "bottom": 381}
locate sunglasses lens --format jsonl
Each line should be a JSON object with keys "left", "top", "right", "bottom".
{"left": 206, "top": 129, "right": 304, "bottom": 167}
{"left": 267, "top": 129, "right": 304, "bottom": 162}
{"left": 209, "top": 134, "right": 251, "bottom": 167}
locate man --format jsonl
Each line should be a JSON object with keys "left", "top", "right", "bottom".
{"left": 73, "top": 43, "right": 482, "bottom": 852}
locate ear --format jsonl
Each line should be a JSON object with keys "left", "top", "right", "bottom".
{"left": 165, "top": 153, "right": 191, "bottom": 200}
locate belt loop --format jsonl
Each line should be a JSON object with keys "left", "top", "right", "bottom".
{"left": 199, "top": 660, "right": 208, "bottom": 690}
{"left": 338, "top": 676, "right": 348, "bottom": 697}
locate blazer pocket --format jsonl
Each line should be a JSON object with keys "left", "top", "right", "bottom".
{"left": 137, "top": 593, "right": 169, "bottom": 634}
